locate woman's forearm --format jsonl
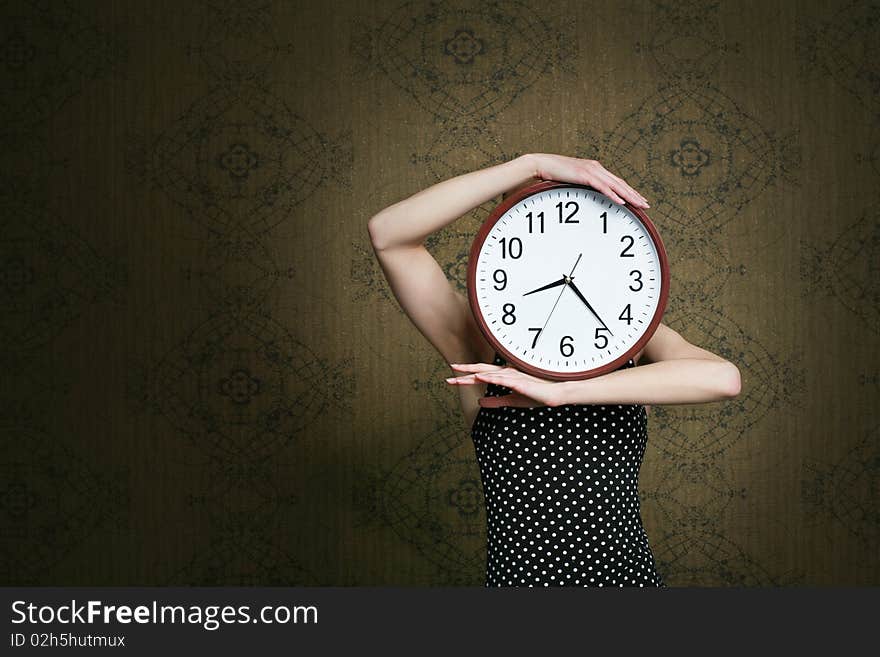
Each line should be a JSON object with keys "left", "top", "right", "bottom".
{"left": 368, "top": 153, "right": 538, "bottom": 250}
{"left": 556, "top": 358, "right": 741, "bottom": 406}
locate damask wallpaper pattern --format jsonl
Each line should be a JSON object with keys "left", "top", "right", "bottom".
{"left": 0, "top": 0, "right": 877, "bottom": 586}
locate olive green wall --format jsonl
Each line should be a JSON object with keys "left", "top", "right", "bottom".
{"left": 1, "top": 0, "right": 877, "bottom": 585}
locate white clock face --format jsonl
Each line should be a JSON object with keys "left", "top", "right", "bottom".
{"left": 471, "top": 186, "right": 664, "bottom": 376}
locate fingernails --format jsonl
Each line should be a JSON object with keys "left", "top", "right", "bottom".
{"left": 445, "top": 377, "right": 455, "bottom": 383}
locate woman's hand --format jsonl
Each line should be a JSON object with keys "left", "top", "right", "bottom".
{"left": 445, "top": 362, "right": 568, "bottom": 408}
{"left": 447, "top": 360, "right": 654, "bottom": 414}
{"left": 530, "top": 153, "right": 650, "bottom": 208}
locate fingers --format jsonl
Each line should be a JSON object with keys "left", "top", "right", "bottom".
{"left": 445, "top": 370, "right": 514, "bottom": 385}
{"left": 448, "top": 362, "right": 504, "bottom": 373}
{"left": 478, "top": 393, "right": 540, "bottom": 408}
{"left": 475, "top": 368, "right": 544, "bottom": 388}
{"left": 446, "top": 373, "right": 480, "bottom": 384}
{"left": 446, "top": 363, "right": 509, "bottom": 385}
{"left": 472, "top": 373, "right": 538, "bottom": 400}
{"left": 590, "top": 175, "right": 627, "bottom": 205}
{"left": 446, "top": 369, "right": 527, "bottom": 391}
{"left": 600, "top": 173, "right": 648, "bottom": 208}
{"left": 472, "top": 371, "right": 524, "bottom": 388}
{"left": 609, "top": 175, "right": 649, "bottom": 208}
{"left": 584, "top": 161, "right": 649, "bottom": 208}
{"left": 446, "top": 366, "right": 544, "bottom": 399}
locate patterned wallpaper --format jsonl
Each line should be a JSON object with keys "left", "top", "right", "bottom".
{"left": 0, "top": 0, "right": 876, "bottom": 585}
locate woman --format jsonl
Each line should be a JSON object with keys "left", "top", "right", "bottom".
{"left": 368, "top": 153, "right": 741, "bottom": 587}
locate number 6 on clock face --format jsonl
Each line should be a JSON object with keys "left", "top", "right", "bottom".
{"left": 466, "top": 181, "right": 670, "bottom": 381}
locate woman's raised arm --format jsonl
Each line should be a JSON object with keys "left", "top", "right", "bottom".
{"left": 368, "top": 154, "right": 538, "bottom": 251}
{"left": 367, "top": 154, "right": 540, "bottom": 366}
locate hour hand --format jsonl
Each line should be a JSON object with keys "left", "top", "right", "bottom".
{"left": 523, "top": 277, "right": 566, "bottom": 296}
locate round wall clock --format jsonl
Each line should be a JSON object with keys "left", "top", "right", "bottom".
{"left": 466, "top": 180, "right": 670, "bottom": 381}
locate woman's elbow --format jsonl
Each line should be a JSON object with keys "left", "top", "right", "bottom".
{"left": 719, "top": 361, "right": 741, "bottom": 399}
{"left": 367, "top": 213, "right": 390, "bottom": 251}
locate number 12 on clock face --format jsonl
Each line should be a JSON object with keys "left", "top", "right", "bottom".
{"left": 468, "top": 183, "right": 668, "bottom": 379}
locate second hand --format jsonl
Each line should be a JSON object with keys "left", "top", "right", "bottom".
{"left": 533, "top": 253, "right": 582, "bottom": 348}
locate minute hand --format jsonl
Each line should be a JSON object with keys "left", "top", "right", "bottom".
{"left": 566, "top": 279, "right": 613, "bottom": 336}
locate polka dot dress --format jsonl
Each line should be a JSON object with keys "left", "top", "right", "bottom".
{"left": 470, "top": 352, "right": 665, "bottom": 587}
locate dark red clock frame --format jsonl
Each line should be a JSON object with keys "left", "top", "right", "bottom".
{"left": 466, "top": 180, "right": 670, "bottom": 381}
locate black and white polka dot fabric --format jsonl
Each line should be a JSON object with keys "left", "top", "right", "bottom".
{"left": 470, "top": 352, "right": 665, "bottom": 587}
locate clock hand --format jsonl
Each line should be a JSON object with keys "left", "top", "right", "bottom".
{"left": 532, "top": 253, "right": 584, "bottom": 348}
{"left": 533, "top": 284, "right": 567, "bottom": 348}
{"left": 566, "top": 278, "right": 614, "bottom": 336}
{"left": 522, "top": 277, "right": 566, "bottom": 296}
